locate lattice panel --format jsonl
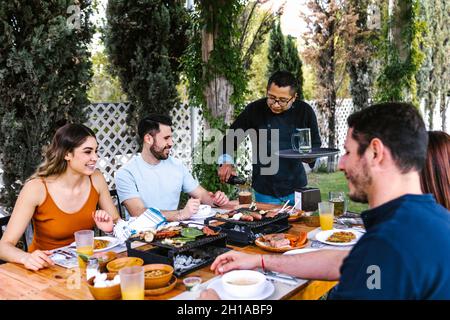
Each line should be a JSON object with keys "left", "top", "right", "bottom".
{"left": 85, "top": 103, "right": 140, "bottom": 188}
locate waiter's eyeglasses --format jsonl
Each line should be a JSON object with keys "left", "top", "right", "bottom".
{"left": 267, "top": 94, "right": 294, "bottom": 107}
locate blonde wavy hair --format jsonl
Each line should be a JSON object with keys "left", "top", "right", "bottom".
{"left": 30, "top": 124, "right": 96, "bottom": 179}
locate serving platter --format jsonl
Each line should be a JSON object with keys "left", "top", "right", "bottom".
{"left": 276, "top": 148, "right": 340, "bottom": 159}
{"left": 254, "top": 233, "right": 308, "bottom": 253}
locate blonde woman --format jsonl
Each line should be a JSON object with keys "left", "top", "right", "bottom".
{"left": 0, "top": 124, "right": 120, "bottom": 271}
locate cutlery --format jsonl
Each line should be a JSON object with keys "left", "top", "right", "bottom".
{"left": 287, "top": 199, "right": 301, "bottom": 214}
{"left": 277, "top": 200, "right": 290, "bottom": 213}
{"left": 263, "top": 271, "right": 299, "bottom": 285}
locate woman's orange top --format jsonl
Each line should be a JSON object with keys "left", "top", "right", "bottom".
{"left": 28, "top": 177, "right": 99, "bottom": 252}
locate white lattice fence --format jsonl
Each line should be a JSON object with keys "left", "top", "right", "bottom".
{"left": 84, "top": 103, "right": 140, "bottom": 188}
{"left": 308, "top": 99, "right": 354, "bottom": 156}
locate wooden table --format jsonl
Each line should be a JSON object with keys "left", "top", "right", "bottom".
{"left": 0, "top": 202, "right": 337, "bottom": 300}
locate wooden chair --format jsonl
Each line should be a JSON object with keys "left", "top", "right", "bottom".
{"left": 109, "top": 189, "right": 125, "bottom": 220}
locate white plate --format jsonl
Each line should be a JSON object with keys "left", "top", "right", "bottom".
{"left": 70, "top": 236, "right": 121, "bottom": 253}
{"left": 207, "top": 277, "right": 275, "bottom": 300}
{"left": 315, "top": 229, "right": 363, "bottom": 246}
{"left": 191, "top": 211, "right": 216, "bottom": 220}
{"left": 283, "top": 248, "right": 320, "bottom": 255}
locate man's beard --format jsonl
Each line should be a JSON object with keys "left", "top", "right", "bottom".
{"left": 150, "top": 145, "right": 170, "bottom": 160}
{"left": 346, "top": 160, "right": 371, "bottom": 204}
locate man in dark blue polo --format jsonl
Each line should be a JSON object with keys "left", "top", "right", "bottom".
{"left": 202, "top": 102, "right": 450, "bottom": 299}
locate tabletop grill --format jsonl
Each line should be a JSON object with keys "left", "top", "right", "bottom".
{"left": 125, "top": 227, "right": 229, "bottom": 277}
{"left": 204, "top": 212, "right": 291, "bottom": 246}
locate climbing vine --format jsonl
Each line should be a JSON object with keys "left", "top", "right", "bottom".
{"left": 375, "top": 0, "right": 426, "bottom": 105}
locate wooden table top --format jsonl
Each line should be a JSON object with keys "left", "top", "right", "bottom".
{"left": 0, "top": 202, "right": 337, "bottom": 300}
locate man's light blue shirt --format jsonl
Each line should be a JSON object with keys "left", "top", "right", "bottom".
{"left": 115, "top": 155, "right": 199, "bottom": 214}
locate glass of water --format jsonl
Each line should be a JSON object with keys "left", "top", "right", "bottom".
{"left": 291, "top": 128, "right": 311, "bottom": 153}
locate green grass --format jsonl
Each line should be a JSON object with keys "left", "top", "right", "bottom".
{"left": 307, "top": 171, "right": 368, "bottom": 213}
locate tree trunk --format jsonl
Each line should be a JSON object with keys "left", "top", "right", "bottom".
{"left": 201, "top": 15, "right": 234, "bottom": 127}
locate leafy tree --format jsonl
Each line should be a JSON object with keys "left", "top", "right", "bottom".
{"left": 416, "top": 0, "right": 449, "bottom": 130}
{"left": 104, "top": 0, "right": 189, "bottom": 129}
{"left": 284, "top": 35, "right": 304, "bottom": 100}
{"left": 345, "top": 0, "right": 378, "bottom": 111}
{"left": 183, "top": 0, "right": 279, "bottom": 195}
{"left": 267, "top": 20, "right": 287, "bottom": 76}
{"left": 88, "top": 50, "right": 127, "bottom": 102}
{"left": 0, "top": 0, "right": 93, "bottom": 210}
{"left": 375, "top": 0, "right": 426, "bottom": 105}
{"left": 267, "top": 21, "right": 304, "bottom": 99}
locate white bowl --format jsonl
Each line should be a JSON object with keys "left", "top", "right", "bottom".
{"left": 221, "top": 270, "right": 266, "bottom": 298}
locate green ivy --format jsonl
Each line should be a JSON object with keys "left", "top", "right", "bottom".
{"left": 182, "top": 1, "right": 249, "bottom": 196}
{"left": 375, "top": 0, "right": 426, "bottom": 105}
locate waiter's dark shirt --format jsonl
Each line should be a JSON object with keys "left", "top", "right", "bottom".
{"left": 220, "top": 98, "right": 321, "bottom": 198}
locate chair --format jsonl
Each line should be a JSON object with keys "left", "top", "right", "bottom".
{"left": 109, "top": 189, "right": 125, "bottom": 220}
{"left": 0, "top": 215, "right": 28, "bottom": 264}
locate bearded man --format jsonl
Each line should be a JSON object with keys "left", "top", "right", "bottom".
{"left": 201, "top": 102, "right": 450, "bottom": 300}
{"left": 115, "top": 114, "right": 228, "bottom": 220}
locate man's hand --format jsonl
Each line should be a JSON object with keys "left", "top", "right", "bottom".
{"left": 198, "top": 288, "right": 221, "bottom": 300}
{"left": 21, "top": 250, "right": 54, "bottom": 271}
{"left": 181, "top": 198, "right": 201, "bottom": 219}
{"left": 218, "top": 164, "right": 236, "bottom": 183}
{"left": 210, "top": 251, "right": 260, "bottom": 275}
{"left": 209, "top": 191, "right": 229, "bottom": 207}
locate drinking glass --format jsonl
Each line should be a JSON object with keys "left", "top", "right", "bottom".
{"left": 328, "top": 191, "right": 347, "bottom": 217}
{"left": 238, "top": 186, "right": 253, "bottom": 205}
{"left": 74, "top": 230, "right": 94, "bottom": 269}
{"left": 318, "top": 202, "right": 334, "bottom": 231}
{"left": 291, "top": 128, "right": 311, "bottom": 153}
{"left": 119, "top": 266, "right": 145, "bottom": 300}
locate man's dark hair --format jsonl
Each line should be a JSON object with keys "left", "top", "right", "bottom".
{"left": 347, "top": 102, "right": 428, "bottom": 173}
{"left": 138, "top": 114, "right": 172, "bottom": 140}
{"left": 267, "top": 70, "right": 299, "bottom": 94}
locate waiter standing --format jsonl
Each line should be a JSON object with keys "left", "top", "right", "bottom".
{"left": 217, "top": 71, "right": 321, "bottom": 204}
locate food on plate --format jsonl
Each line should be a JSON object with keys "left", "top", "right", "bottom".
{"left": 145, "top": 269, "right": 169, "bottom": 278}
{"left": 326, "top": 231, "right": 356, "bottom": 243}
{"left": 259, "top": 232, "right": 307, "bottom": 249}
{"left": 94, "top": 239, "right": 110, "bottom": 250}
{"left": 226, "top": 279, "right": 259, "bottom": 286}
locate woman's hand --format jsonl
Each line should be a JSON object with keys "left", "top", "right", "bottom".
{"left": 20, "top": 250, "right": 54, "bottom": 271}
{"left": 93, "top": 210, "right": 114, "bottom": 233}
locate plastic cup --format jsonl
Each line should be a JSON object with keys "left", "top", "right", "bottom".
{"left": 74, "top": 230, "right": 94, "bottom": 269}
{"left": 119, "top": 266, "right": 145, "bottom": 300}
{"left": 318, "top": 202, "right": 334, "bottom": 230}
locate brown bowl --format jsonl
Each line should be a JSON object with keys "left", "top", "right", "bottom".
{"left": 106, "top": 257, "right": 144, "bottom": 274}
{"left": 87, "top": 273, "right": 121, "bottom": 300}
{"left": 92, "top": 251, "right": 118, "bottom": 273}
{"left": 301, "top": 215, "right": 320, "bottom": 227}
{"left": 145, "top": 275, "right": 177, "bottom": 296}
{"left": 143, "top": 264, "right": 174, "bottom": 289}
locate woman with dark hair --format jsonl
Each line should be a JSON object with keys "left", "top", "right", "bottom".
{"left": 0, "top": 124, "right": 120, "bottom": 270}
{"left": 420, "top": 131, "right": 450, "bottom": 210}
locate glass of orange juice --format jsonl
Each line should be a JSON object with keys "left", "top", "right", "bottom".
{"left": 74, "top": 230, "right": 94, "bottom": 269}
{"left": 318, "top": 202, "right": 334, "bottom": 231}
{"left": 119, "top": 266, "right": 145, "bottom": 300}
